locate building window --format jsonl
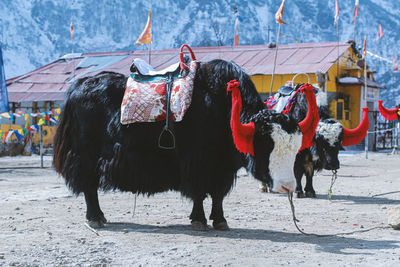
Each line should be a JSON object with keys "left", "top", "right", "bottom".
{"left": 337, "top": 101, "right": 343, "bottom": 120}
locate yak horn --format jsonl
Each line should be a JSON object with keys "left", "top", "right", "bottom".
{"left": 378, "top": 100, "right": 399, "bottom": 121}
{"left": 298, "top": 83, "right": 320, "bottom": 151}
{"left": 342, "top": 107, "right": 370, "bottom": 147}
{"left": 227, "top": 80, "right": 255, "bottom": 156}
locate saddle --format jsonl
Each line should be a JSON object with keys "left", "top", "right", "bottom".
{"left": 130, "top": 58, "right": 181, "bottom": 78}
{"left": 120, "top": 44, "right": 198, "bottom": 149}
{"left": 266, "top": 83, "right": 317, "bottom": 114}
{"left": 278, "top": 85, "right": 296, "bottom": 96}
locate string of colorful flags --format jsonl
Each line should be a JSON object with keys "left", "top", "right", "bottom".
{"left": 0, "top": 107, "right": 61, "bottom": 121}
{"left": 0, "top": 107, "right": 61, "bottom": 144}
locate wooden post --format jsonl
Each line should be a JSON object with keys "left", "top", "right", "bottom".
{"left": 269, "top": 23, "right": 282, "bottom": 97}
{"left": 40, "top": 125, "right": 43, "bottom": 168}
{"left": 337, "top": 21, "right": 340, "bottom": 79}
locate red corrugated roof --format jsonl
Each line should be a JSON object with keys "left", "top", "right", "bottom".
{"left": 6, "top": 42, "right": 353, "bottom": 102}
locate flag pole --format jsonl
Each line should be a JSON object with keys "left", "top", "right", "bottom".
{"left": 269, "top": 22, "right": 281, "bottom": 97}
{"left": 375, "top": 38, "right": 379, "bottom": 70}
{"left": 70, "top": 21, "right": 75, "bottom": 78}
{"left": 149, "top": 42, "right": 151, "bottom": 65}
{"left": 393, "top": 70, "right": 399, "bottom": 154}
{"left": 337, "top": 19, "right": 339, "bottom": 79}
{"left": 364, "top": 54, "right": 368, "bottom": 159}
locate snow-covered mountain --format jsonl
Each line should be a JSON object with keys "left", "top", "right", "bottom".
{"left": 1, "top": 0, "right": 400, "bottom": 101}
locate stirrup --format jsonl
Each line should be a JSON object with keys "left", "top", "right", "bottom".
{"left": 158, "top": 127, "right": 176, "bottom": 150}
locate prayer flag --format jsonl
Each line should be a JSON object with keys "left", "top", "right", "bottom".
{"left": 393, "top": 55, "right": 399, "bottom": 72}
{"left": 70, "top": 21, "right": 74, "bottom": 40}
{"left": 334, "top": 0, "right": 339, "bottom": 25}
{"left": 135, "top": 10, "right": 152, "bottom": 46}
{"left": 352, "top": 0, "right": 359, "bottom": 23}
{"left": 14, "top": 130, "right": 23, "bottom": 142}
{"left": 4, "top": 131, "right": 13, "bottom": 144}
{"left": 275, "top": 0, "right": 287, "bottom": 24}
{"left": 29, "top": 125, "right": 39, "bottom": 133}
{"left": 362, "top": 35, "right": 367, "bottom": 58}
{"left": 1, "top": 112, "right": 10, "bottom": 118}
{"left": 50, "top": 117, "right": 58, "bottom": 124}
{"left": 378, "top": 24, "right": 384, "bottom": 38}
{"left": 234, "top": 9, "right": 240, "bottom": 45}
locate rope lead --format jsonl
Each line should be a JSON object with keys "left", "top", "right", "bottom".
{"left": 288, "top": 192, "right": 389, "bottom": 237}
{"left": 328, "top": 169, "right": 338, "bottom": 200}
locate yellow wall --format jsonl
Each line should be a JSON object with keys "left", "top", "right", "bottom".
{"left": 251, "top": 46, "right": 369, "bottom": 129}
{"left": 32, "top": 126, "right": 56, "bottom": 146}
{"left": 0, "top": 125, "right": 56, "bottom": 146}
{"left": 251, "top": 73, "right": 317, "bottom": 95}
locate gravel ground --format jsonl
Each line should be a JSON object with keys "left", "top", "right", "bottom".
{"left": 0, "top": 152, "right": 399, "bottom": 266}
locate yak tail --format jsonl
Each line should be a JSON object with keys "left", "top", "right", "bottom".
{"left": 53, "top": 100, "right": 75, "bottom": 175}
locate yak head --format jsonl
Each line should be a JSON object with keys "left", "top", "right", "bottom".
{"left": 313, "top": 107, "right": 369, "bottom": 170}
{"left": 227, "top": 80, "right": 319, "bottom": 194}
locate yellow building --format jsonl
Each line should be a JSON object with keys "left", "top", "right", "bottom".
{"left": 248, "top": 41, "right": 384, "bottom": 129}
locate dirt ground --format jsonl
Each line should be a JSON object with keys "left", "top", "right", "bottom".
{"left": 0, "top": 151, "right": 399, "bottom": 266}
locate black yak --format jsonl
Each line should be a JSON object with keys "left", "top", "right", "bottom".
{"left": 53, "top": 59, "right": 318, "bottom": 230}
{"left": 262, "top": 86, "right": 369, "bottom": 198}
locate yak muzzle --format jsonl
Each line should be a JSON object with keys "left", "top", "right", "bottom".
{"left": 274, "top": 181, "right": 295, "bottom": 194}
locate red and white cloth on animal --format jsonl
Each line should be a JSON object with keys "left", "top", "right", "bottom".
{"left": 120, "top": 59, "right": 198, "bottom": 124}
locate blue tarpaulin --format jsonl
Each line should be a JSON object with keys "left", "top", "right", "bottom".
{"left": 0, "top": 46, "right": 9, "bottom": 112}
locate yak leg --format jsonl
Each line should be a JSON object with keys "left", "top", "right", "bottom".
{"left": 294, "top": 169, "right": 305, "bottom": 198}
{"left": 294, "top": 157, "right": 305, "bottom": 198}
{"left": 259, "top": 178, "right": 273, "bottom": 193}
{"left": 304, "top": 166, "right": 316, "bottom": 198}
{"left": 190, "top": 195, "right": 208, "bottom": 231}
{"left": 210, "top": 196, "right": 229, "bottom": 231}
{"left": 84, "top": 188, "right": 107, "bottom": 228}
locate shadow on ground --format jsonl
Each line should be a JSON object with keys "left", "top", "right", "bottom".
{"left": 99, "top": 222, "right": 398, "bottom": 255}
{"left": 315, "top": 193, "right": 400, "bottom": 205}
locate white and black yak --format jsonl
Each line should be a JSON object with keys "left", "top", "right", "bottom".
{"left": 53, "top": 59, "right": 318, "bottom": 230}
{"left": 261, "top": 87, "right": 369, "bottom": 197}
{"left": 287, "top": 88, "right": 369, "bottom": 198}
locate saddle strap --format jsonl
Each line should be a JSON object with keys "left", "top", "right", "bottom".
{"left": 158, "top": 73, "right": 176, "bottom": 150}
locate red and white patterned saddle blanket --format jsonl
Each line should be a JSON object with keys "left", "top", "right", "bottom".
{"left": 120, "top": 60, "right": 198, "bottom": 124}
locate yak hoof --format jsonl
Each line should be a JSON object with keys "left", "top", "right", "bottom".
{"left": 296, "top": 191, "right": 305, "bottom": 198}
{"left": 259, "top": 185, "right": 269, "bottom": 193}
{"left": 86, "top": 219, "right": 105, "bottom": 229}
{"left": 213, "top": 221, "right": 230, "bottom": 231}
{"left": 305, "top": 191, "right": 316, "bottom": 198}
{"left": 191, "top": 221, "right": 208, "bottom": 231}
{"left": 99, "top": 214, "right": 108, "bottom": 224}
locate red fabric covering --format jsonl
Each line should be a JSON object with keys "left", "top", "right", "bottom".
{"left": 297, "top": 83, "right": 320, "bottom": 152}
{"left": 378, "top": 100, "right": 399, "bottom": 121}
{"left": 227, "top": 80, "right": 255, "bottom": 156}
{"left": 342, "top": 107, "right": 370, "bottom": 147}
